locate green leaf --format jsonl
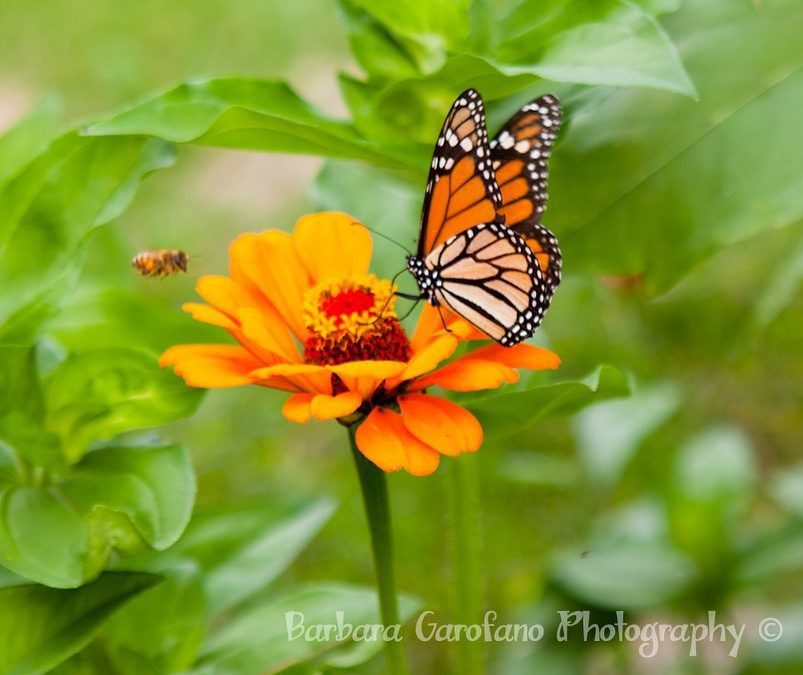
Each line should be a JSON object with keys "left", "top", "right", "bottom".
{"left": 44, "top": 348, "right": 203, "bottom": 462}
{"left": 556, "top": 0, "right": 803, "bottom": 292}
{"left": 467, "top": 365, "right": 631, "bottom": 437}
{"left": 167, "top": 498, "right": 336, "bottom": 614}
{"left": 195, "top": 583, "right": 420, "bottom": 675}
{"left": 201, "top": 499, "right": 336, "bottom": 613}
{"left": 0, "top": 98, "right": 61, "bottom": 188}
{"left": 0, "top": 134, "right": 175, "bottom": 321}
{"left": 0, "top": 572, "right": 159, "bottom": 675}
{"left": 572, "top": 382, "right": 680, "bottom": 486}
{"left": 493, "top": 0, "right": 696, "bottom": 97}
{"left": 551, "top": 542, "right": 695, "bottom": 609}
{"left": 344, "top": 0, "right": 472, "bottom": 72}
{"left": 0, "top": 346, "right": 64, "bottom": 476}
{"left": 674, "top": 426, "right": 756, "bottom": 504}
{"left": 84, "top": 78, "right": 408, "bottom": 170}
{"left": 50, "top": 288, "right": 220, "bottom": 355}
{"left": 102, "top": 562, "right": 206, "bottom": 674}
{"left": 0, "top": 444, "right": 194, "bottom": 587}
{"left": 336, "top": 0, "right": 422, "bottom": 81}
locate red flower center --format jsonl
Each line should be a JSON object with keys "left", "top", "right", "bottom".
{"left": 322, "top": 289, "right": 375, "bottom": 320}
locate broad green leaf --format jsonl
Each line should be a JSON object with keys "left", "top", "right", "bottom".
{"left": 50, "top": 288, "right": 220, "bottom": 355}
{"left": 0, "top": 98, "right": 61, "bottom": 188}
{"left": 674, "top": 426, "right": 756, "bottom": 504}
{"left": 336, "top": 0, "right": 422, "bottom": 81}
{"left": 195, "top": 583, "right": 420, "bottom": 675}
{"left": 84, "top": 78, "right": 408, "bottom": 170}
{"left": 0, "top": 248, "right": 84, "bottom": 346}
{"left": 555, "top": 0, "right": 803, "bottom": 292}
{"left": 494, "top": 0, "right": 696, "bottom": 97}
{"left": 44, "top": 348, "right": 203, "bottom": 461}
{"left": 467, "top": 365, "right": 630, "bottom": 437}
{"left": 0, "top": 346, "right": 64, "bottom": 475}
{"left": 0, "top": 444, "right": 194, "bottom": 587}
{"left": 202, "top": 499, "right": 336, "bottom": 613}
{"left": 572, "top": 382, "right": 680, "bottom": 486}
{"left": 0, "top": 572, "right": 159, "bottom": 675}
{"left": 551, "top": 543, "right": 695, "bottom": 609}
{"left": 345, "top": 0, "right": 472, "bottom": 72}
{"left": 164, "top": 498, "right": 336, "bottom": 613}
{"left": 103, "top": 562, "right": 206, "bottom": 674}
{"left": 0, "top": 134, "right": 175, "bottom": 321}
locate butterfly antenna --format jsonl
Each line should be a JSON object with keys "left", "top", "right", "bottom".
{"left": 350, "top": 221, "right": 413, "bottom": 256}
{"left": 358, "top": 268, "right": 415, "bottom": 327}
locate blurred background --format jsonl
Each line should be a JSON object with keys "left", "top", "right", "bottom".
{"left": 1, "top": 0, "right": 801, "bottom": 673}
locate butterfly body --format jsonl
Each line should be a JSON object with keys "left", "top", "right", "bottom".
{"left": 409, "top": 88, "right": 563, "bottom": 346}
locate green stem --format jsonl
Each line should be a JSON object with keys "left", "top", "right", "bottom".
{"left": 447, "top": 453, "right": 485, "bottom": 675}
{"left": 348, "top": 425, "right": 408, "bottom": 675}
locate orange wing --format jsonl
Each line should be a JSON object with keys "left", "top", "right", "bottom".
{"left": 490, "top": 94, "right": 563, "bottom": 292}
{"left": 418, "top": 89, "right": 502, "bottom": 257}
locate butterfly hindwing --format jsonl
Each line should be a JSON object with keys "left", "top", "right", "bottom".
{"left": 425, "top": 222, "right": 549, "bottom": 346}
{"left": 490, "top": 94, "right": 563, "bottom": 293}
{"left": 418, "top": 89, "right": 502, "bottom": 257}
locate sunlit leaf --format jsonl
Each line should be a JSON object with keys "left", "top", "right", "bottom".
{"left": 467, "top": 365, "right": 630, "bottom": 437}
{"left": 44, "top": 348, "right": 203, "bottom": 462}
{"left": 0, "top": 444, "right": 194, "bottom": 587}
{"left": 0, "top": 134, "right": 175, "bottom": 321}
{"left": 84, "top": 79, "right": 409, "bottom": 170}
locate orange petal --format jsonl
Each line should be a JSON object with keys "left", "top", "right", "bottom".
{"left": 236, "top": 306, "right": 302, "bottom": 363}
{"left": 355, "top": 408, "right": 440, "bottom": 476}
{"left": 310, "top": 391, "right": 362, "bottom": 420}
{"left": 410, "top": 304, "right": 485, "bottom": 352}
{"left": 282, "top": 391, "right": 362, "bottom": 423}
{"left": 294, "top": 212, "right": 372, "bottom": 282}
{"left": 249, "top": 363, "right": 332, "bottom": 394}
{"left": 229, "top": 231, "right": 311, "bottom": 341}
{"left": 399, "top": 394, "right": 482, "bottom": 456}
{"left": 402, "top": 333, "right": 459, "bottom": 380}
{"left": 329, "top": 360, "right": 407, "bottom": 400}
{"left": 182, "top": 302, "right": 237, "bottom": 330}
{"left": 467, "top": 343, "right": 561, "bottom": 370}
{"left": 411, "top": 358, "right": 519, "bottom": 392}
{"left": 199, "top": 274, "right": 300, "bottom": 360}
{"left": 282, "top": 393, "right": 314, "bottom": 423}
{"left": 160, "top": 344, "right": 261, "bottom": 388}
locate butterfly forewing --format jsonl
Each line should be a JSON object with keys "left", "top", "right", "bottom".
{"left": 425, "top": 222, "right": 549, "bottom": 346}
{"left": 490, "top": 94, "right": 563, "bottom": 293}
{"left": 419, "top": 89, "right": 502, "bottom": 257}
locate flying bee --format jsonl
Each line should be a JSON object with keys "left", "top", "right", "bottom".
{"left": 132, "top": 249, "right": 189, "bottom": 278}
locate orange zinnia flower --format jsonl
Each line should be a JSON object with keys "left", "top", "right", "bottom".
{"left": 161, "top": 212, "right": 560, "bottom": 476}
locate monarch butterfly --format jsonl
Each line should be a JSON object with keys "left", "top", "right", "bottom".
{"left": 405, "top": 89, "right": 562, "bottom": 346}
{"left": 132, "top": 249, "right": 189, "bottom": 278}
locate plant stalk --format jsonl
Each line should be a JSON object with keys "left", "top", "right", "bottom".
{"left": 348, "top": 425, "right": 408, "bottom": 675}
{"left": 447, "top": 452, "right": 485, "bottom": 674}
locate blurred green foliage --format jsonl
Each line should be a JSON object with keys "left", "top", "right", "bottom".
{"left": 0, "top": 0, "right": 801, "bottom": 673}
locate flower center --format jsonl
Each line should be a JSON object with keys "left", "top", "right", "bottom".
{"left": 303, "top": 275, "right": 410, "bottom": 366}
